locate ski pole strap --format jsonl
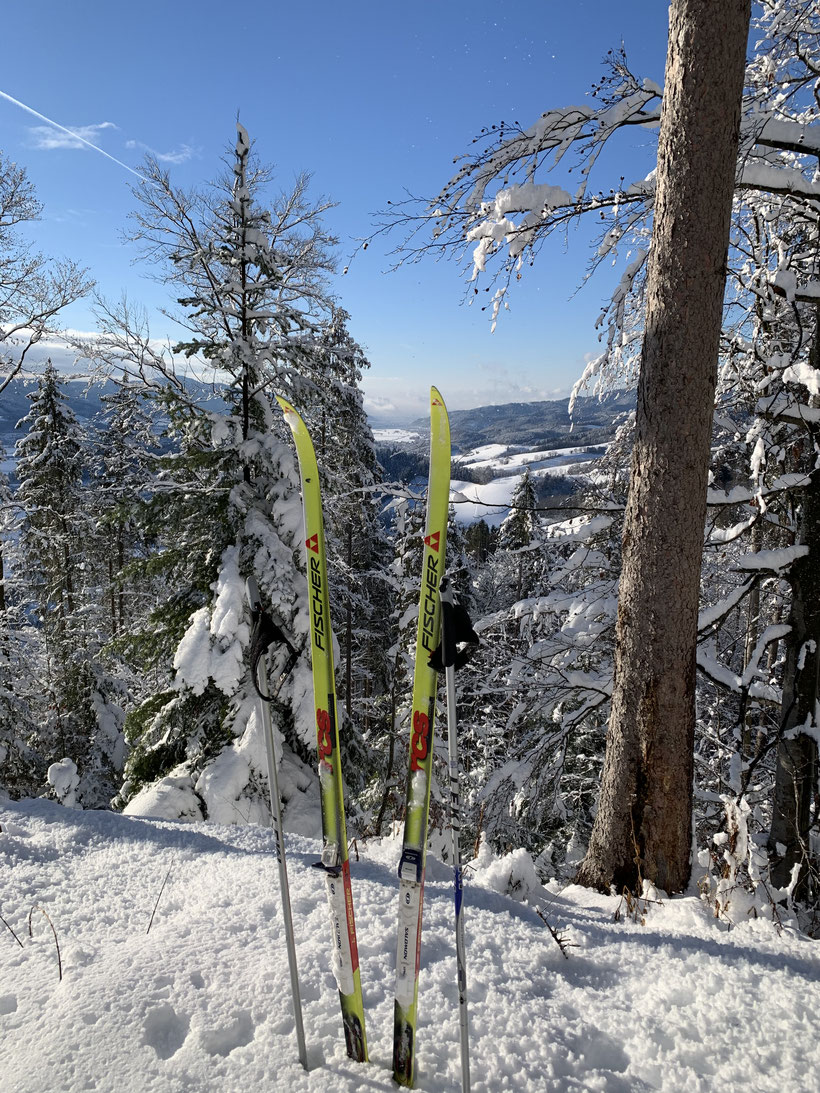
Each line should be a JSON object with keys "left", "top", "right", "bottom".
{"left": 248, "top": 601, "right": 300, "bottom": 703}
{"left": 428, "top": 576, "right": 480, "bottom": 672}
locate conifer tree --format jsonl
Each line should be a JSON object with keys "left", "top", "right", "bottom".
{"left": 102, "top": 127, "right": 367, "bottom": 825}
{"left": 498, "top": 469, "right": 539, "bottom": 603}
{"left": 309, "top": 307, "right": 392, "bottom": 803}
{"left": 14, "top": 362, "right": 126, "bottom": 805}
{"left": 0, "top": 439, "right": 41, "bottom": 797}
{"left": 91, "top": 375, "right": 159, "bottom": 643}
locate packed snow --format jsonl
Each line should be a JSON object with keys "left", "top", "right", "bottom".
{"left": 3, "top": 797, "right": 820, "bottom": 1092}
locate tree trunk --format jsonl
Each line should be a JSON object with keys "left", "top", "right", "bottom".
{"left": 767, "top": 470, "right": 820, "bottom": 893}
{"left": 768, "top": 306, "right": 820, "bottom": 897}
{"left": 576, "top": 0, "right": 750, "bottom": 894}
{"left": 118, "top": 532, "right": 125, "bottom": 634}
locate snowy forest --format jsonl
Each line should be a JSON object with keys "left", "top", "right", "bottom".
{"left": 3, "top": 0, "right": 820, "bottom": 941}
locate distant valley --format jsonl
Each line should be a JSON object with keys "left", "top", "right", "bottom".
{"left": 429, "top": 392, "right": 635, "bottom": 452}
{"left": 374, "top": 391, "right": 634, "bottom": 525}
{"left": 2, "top": 379, "right": 633, "bottom": 524}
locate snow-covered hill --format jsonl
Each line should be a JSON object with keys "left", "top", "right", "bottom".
{"left": 451, "top": 442, "right": 607, "bottom": 526}
{"left": 3, "top": 798, "right": 819, "bottom": 1092}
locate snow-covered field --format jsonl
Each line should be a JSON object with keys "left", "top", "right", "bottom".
{"left": 3, "top": 797, "right": 820, "bottom": 1092}
{"left": 373, "top": 428, "right": 422, "bottom": 445}
{"left": 458, "top": 442, "right": 606, "bottom": 475}
{"left": 450, "top": 443, "right": 607, "bottom": 526}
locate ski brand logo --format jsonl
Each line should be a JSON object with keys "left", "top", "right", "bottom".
{"left": 309, "top": 555, "right": 326, "bottom": 651}
{"left": 306, "top": 533, "right": 319, "bottom": 553}
{"left": 317, "top": 707, "right": 333, "bottom": 766}
{"left": 410, "top": 709, "right": 430, "bottom": 771}
{"left": 420, "top": 552, "right": 439, "bottom": 653}
{"left": 423, "top": 531, "right": 440, "bottom": 551}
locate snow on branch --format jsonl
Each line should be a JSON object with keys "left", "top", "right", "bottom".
{"left": 755, "top": 116, "right": 820, "bottom": 157}
{"left": 697, "top": 579, "right": 758, "bottom": 636}
{"left": 705, "top": 472, "right": 812, "bottom": 506}
{"left": 735, "top": 544, "right": 809, "bottom": 572}
{"left": 372, "top": 50, "right": 661, "bottom": 296}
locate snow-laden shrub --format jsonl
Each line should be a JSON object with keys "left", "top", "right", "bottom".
{"left": 47, "top": 759, "right": 80, "bottom": 809}
{"left": 697, "top": 795, "right": 801, "bottom": 927}
{"left": 471, "top": 837, "right": 541, "bottom": 902}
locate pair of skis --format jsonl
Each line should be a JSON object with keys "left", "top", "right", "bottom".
{"left": 261, "top": 388, "right": 468, "bottom": 1086}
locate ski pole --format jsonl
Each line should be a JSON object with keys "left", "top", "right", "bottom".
{"left": 246, "top": 576, "right": 308, "bottom": 1071}
{"left": 439, "top": 575, "right": 471, "bottom": 1093}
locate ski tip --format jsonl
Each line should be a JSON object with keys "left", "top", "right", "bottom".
{"left": 430, "top": 385, "right": 446, "bottom": 409}
{"left": 275, "top": 394, "right": 299, "bottom": 419}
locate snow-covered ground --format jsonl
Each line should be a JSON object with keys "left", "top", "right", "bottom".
{"left": 450, "top": 466, "right": 591, "bottom": 527}
{"left": 450, "top": 476, "right": 523, "bottom": 526}
{"left": 458, "top": 442, "right": 606, "bottom": 475}
{"left": 450, "top": 444, "right": 607, "bottom": 526}
{"left": 373, "top": 428, "right": 422, "bottom": 445}
{"left": 3, "top": 797, "right": 820, "bottom": 1092}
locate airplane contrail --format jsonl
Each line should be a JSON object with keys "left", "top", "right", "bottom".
{"left": 0, "top": 88, "right": 144, "bottom": 179}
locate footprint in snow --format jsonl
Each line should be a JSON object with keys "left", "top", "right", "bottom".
{"left": 198, "top": 1010, "right": 255, "bottom": 1056}
{"left": 143, "top": 1003, "right": 190, "bottom": 1060}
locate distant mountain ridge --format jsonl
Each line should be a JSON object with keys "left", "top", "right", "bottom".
{"left": 0, "top": 376, "right": 222, "bottom": 457}
{"left": 2, "top": 378, "right": 636, "bottom": 468}
{"left": 412, "top": 392, "right": 635, "bottom": 453}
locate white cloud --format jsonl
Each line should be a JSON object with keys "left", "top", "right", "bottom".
{"left": 27, "top": 121, "right": 118, "bottom": 151}
{"left": 125, "top": 139, "right": 198, "bottom": 165}
{"left": 362, "top": 370, "right": 574, "bottom": 426}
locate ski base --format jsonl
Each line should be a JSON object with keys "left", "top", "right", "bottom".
{"left": 393, "top": 1001, "right": 416, "bottom": 1087}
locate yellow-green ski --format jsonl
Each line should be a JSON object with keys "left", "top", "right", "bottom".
{"left": 277, "top": 395, "right": 368, "bottom": 1064}
{"left": 393, "top": 386, "right": 451, "bottom": 1086}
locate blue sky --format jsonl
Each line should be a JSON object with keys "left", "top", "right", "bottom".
{"left": 1, "top": 1, "right": 671, "bottom": 422}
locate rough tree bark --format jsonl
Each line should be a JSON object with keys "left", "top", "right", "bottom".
{"left": 576, "top": 0, "right": 751, "bottom": 894}
{"left": 767, "top": 464, "right": 820, "bottom": 895}
{"left": 768, "top": 305, "right": 820, "bottom": 897}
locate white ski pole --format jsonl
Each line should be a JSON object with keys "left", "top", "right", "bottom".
{"left": 246, "top": 577, "right": 308, "bottom": 1071}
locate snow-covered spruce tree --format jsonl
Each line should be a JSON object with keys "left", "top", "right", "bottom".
{"left": 368, "top": 496, "right": 424, "bottom": 835}
{"left": 13, "top": 362, "right": 126, "bottom": 805}
{"left": 740, "top": 7, "right": 820, "bottom": 899}
{"left": 0, "top": 438, "right": 43, "bottom": 798}
{"left": 675, "top": 3, "right": 820, "bottom": 906}
{"left": 303, "top": 307, "right": 392, "bottom": 817}
{"left": 0, "top": 155, "right": 90, "bottom": 796}
{"left": 104, "top": 127, "right": 362, "bottom": 826}
{"left": 90, "top": 375, "right": 161, "bottom": 644}
{"left": 497, "top": 468, "right": 540, "bottom": 604}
